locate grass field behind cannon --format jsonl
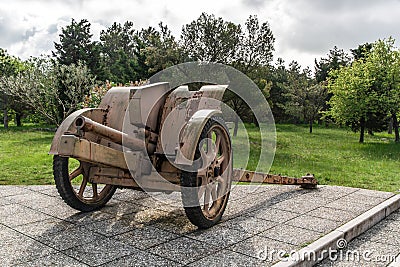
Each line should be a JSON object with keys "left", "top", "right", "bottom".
{"left": 1, "top": 123, "right": 400, "bottom": 192}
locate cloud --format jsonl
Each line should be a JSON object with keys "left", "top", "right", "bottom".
{"left": 241, "top": 0, "right": 266, "bottom": 8}
{"left": 257, "top": 0, "right": 400, "bottom": 68}
{"left": 0, "top": 9, "right": 30, "bottom": 47}
{"left": 1, "top": 0, "right": 400, "bottom": 69}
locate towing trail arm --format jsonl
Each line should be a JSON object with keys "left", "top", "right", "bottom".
{"left": 232, "top": 169, "right": 318, "bottom": 189}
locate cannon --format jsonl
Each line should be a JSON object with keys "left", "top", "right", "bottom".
{"left": 50, "top": 82, "right": 317, "bottom": 229}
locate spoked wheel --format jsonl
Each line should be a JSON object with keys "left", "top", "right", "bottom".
{"left": 181, "top": 117, "right": 232, "bottom": 229}
{"left": 53, "top": 155, "right": 116, "bottom": 212}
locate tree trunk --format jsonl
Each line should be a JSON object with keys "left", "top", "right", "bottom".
{"left": 359, "top": 118, "right": 365, "bottom": 143}
{"left": 233, "top": 115, "right": 239, "bottom": 137}
{"left": 16, "top": 112, "right": 22, "bottom": 127}
{"left": 392, "top": 112, "right": 399, "bottom": 143}
{"left": 309, "top": 119, "right": 313, "bottom": 134}
{"left": 368, "top": 129, "right": 373, "bottom": 136}
{"left": 3, "top": 94, "right": 8, "bottom": 129}
{"left": 388, "top": 117, "right": 393, "bottom": 134}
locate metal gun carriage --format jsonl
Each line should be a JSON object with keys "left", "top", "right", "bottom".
{"left": 50, "top": 82, "right": 317, "bottom": 228}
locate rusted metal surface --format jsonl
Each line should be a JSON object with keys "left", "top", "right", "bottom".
{"left": 156, "top": 86, "right": 191, "bottom": 155}
{"left": 74, "top": 115, "right": 152, "bottom": 152}
{"left": 58, "top": 135, "right": 130, "bottom": 170}
{"left": 49, "top": 108, "right": 108, "bottom": 155}
{"left": 128, "top": 82, "right": 170, "bottom": 131}
{"left": 232, "top": 169, "right": 318, "bottom": 188}
{"left": 175, "top": 109, "right": 222, "bottom": 165}
{"left": 98, "top": 87, "right": 132, "bottom": 131}
{"left": 51, "top": 81, "right": 318, "bottom": 230}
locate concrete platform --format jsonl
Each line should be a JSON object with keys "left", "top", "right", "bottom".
{"left": 0, "top": 184, "right": 397, "bottom": 266}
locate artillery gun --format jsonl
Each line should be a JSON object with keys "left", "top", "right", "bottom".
{"left": 50, "top": 82, "right": 317, "bottom": 228}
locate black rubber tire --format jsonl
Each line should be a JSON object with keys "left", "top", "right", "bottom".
{"left": 180, "top": 117, "right": 232, "bottom": 229}
{"left": 53, "top": 155, "right": 116, "bottom": 212}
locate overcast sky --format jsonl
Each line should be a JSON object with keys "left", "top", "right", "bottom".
{"left": 1, "top": 0, "right": 400, "bottom": 70}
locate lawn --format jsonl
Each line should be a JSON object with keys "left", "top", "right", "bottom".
{"left": 233, "top": 123, "right": 400, "bottom": 192}
{"left": 0, "top": 124, "right": 55, "bottom": 185}
{"left": 1, "top": 123, "right": 400, "bottom": 192}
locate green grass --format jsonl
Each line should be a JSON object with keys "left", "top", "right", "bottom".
{"left": 232, "top": 124, "right": 400, "bottom": 192}
{"left": 1, "top": 123, "right": 400, "bottom": 192}
{"left": 0, "top": 124, "right": 55, "bottom": 185}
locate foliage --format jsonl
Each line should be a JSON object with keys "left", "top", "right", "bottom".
{"left": 327, "top": 38, "right": 400, "bottom": 142}
{"left": 181, "top": 13, "right": 275, "bottom": 130}
{"left": 142, "top": 22, "right": 185, "bottom": 75}
{"left": 351, "top": 43, "right": 373, "bottom": 60}
{"left": 2, "top": 14, "right": 400, "bottom": 141}
{"left": 235, "top": 15, "right": 275, "bottom": 73}
{"left": 327, "top": 59, "right": 374, "bottom": 142}
{"left": 53, "top": 19, "right": 102, "bottom": 76}
{"left": 0, "top": 49, "right": 30, "bottom": 127}
{"left": 315, "top": 46, "right": 351, "bottom": 83}
{"left": 0, "top": 48, "right": 23, "bottom": 75}
{"left": 99, "top": 21, "right": 137, "bottom": 83}
{"left": 55, "top": 61, "right": 96, "bottom": 120}
{"left": 280, "top": 61, "right": 327, "bottom": 133}
{"left": 181, "top": 12, "right": 241, "bottom": 63}
{"left": 267, "top": 58, "right": 290, "bottom": 122}
{"left": 368, "top": 38, "right": 400, "bottom": 141}
{"left": 0, "top": 57, "right": 95, "bottom": 125}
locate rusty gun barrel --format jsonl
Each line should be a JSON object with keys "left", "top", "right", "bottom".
{"left": 74, "top": 116, "right": 151, "bottom": 152}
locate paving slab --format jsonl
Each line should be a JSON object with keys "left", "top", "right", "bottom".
{"left": 285, "top": 214, "right": 341, "bottom": 234}
{"left": 228, "top": 235, "right": 296, "bottom": 262}
{"left": 317, "top": 209, "right": 400, "bottom": 267}
{"left": 63, "top": 238, "right": 136, "bottom": 266}
{"left": 185, "top": 224, "right": 253, "bottom": 248}
{"left": 102, "top": 251, "right": 180, "bottom": 267}
{"left": 148, "top": 236, "right": 218, "bottom": 265}
{"left": 13, "top": 252, "right": 88, "bottom": 267}
{"left": 0, "top": 185, "right": 396, "bottom": 266}
{"left": 0, "top": 229, "right": 57, "bottom": 266}
{"left": 0, "top": 207, "right": 52, "bottom": 227}
{"left": 112, "top": 224, "right": 180, "bottom": 249}
{"left": 188, "top": 249, "right": 262, "bottom": 267}
{"left": 273, "top": 194, "right": 400, "bottom": 267}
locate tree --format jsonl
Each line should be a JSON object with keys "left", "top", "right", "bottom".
{"left": 351, "top": 42, "right": 388, "bottom": 136}
{"left": 55, "top": 61, "right": 96, "bottom": 121}
{"left": 0, "top": 57, "right": 95, "bottom": 125}
{"left": 367, "top": 38, "right": 400, "bottom": 142}
{"left": 100, "top": 21, "right": 137, "bottom": 83}
{"left": 53, "top": 19, "right": 101, "bottom": 77}
{"left": 281, "top": 62, "right": 327, "bottom": 133}
{"left": 351, "top": 43, "right": 373, "bottom": 60}
{"left": 133, "top": 27, "right": 155, "bottom": 79}
{"left": 314, "top": 46, "right": 352, "bottom": 126}
{"left": 53, "top": 19, "right": 99, "bottom": 119}
{"left": 268, "top": 58, "right": 290, "bottom": 122}
{"left": 53, "top": 19, "right": 92, "bottom": 65}
{"left": 235, "top": 15, "right": 275, "bottom": 74}
{"left": 315, "top": 46, "right": 351, "bottom": 83}
{"left": 229, "top": 15, "right": 275, "bottom": 128}
{"left": 0, "top": 48, "right": 25, "bottom": 127}
{"left": 182, "top": 14, "right": 275, "bottom": 131}
{"left": 142, "top": 22, "right": 185, "bottom": 76}
{"left": 327, "top": 59, "right": 382, "bottom": 143}
{"left": 181, "top": 12, "right": 241, "bottom": 63}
